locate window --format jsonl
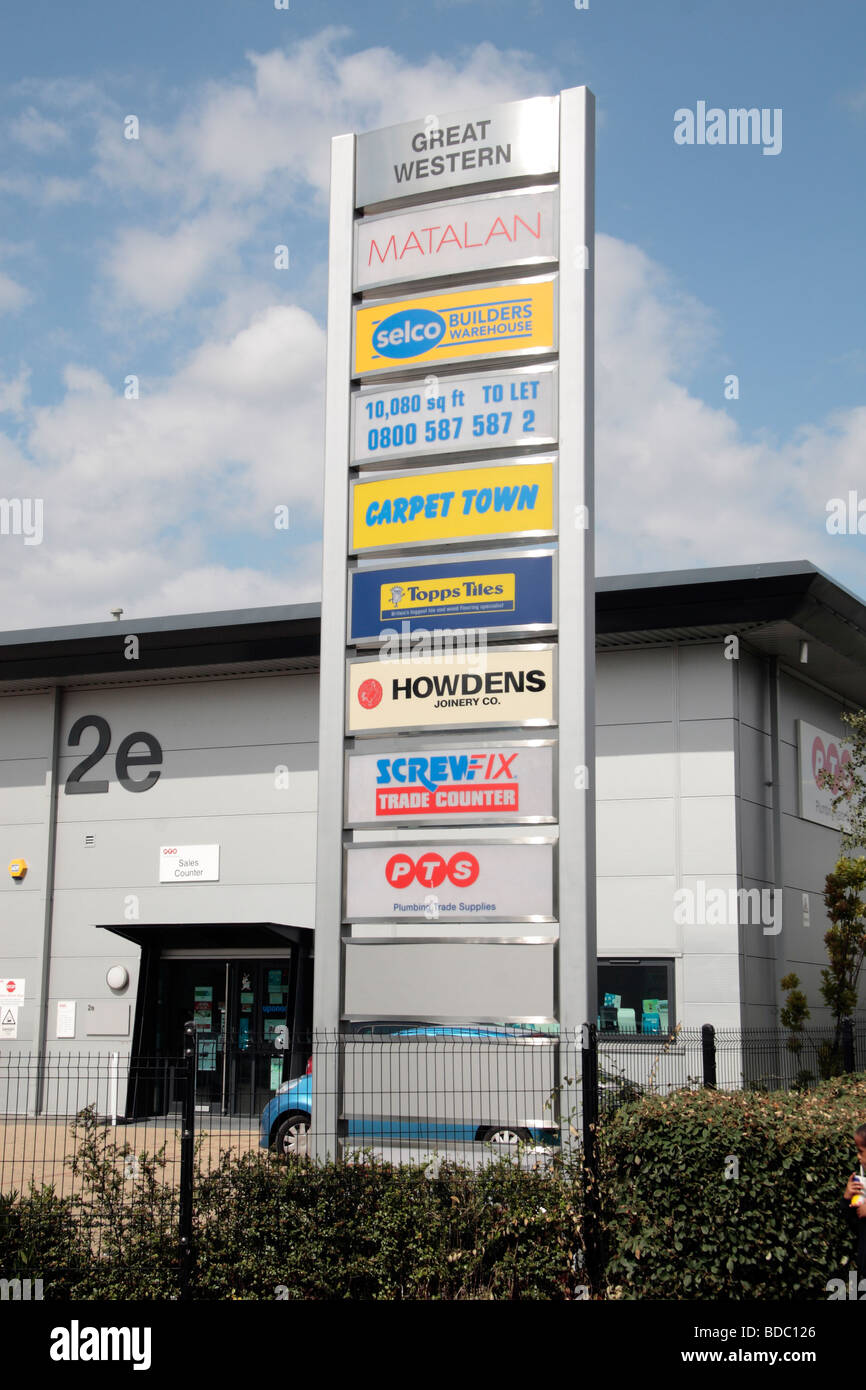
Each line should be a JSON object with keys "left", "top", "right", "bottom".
{"left": 597, "top": 959, "right": 674, "bottom": 1037}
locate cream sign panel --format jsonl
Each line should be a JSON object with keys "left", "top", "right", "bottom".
{"left": 344, "top": 842, "right": 554, "bottom": 921}
{"left": 347, "top": 647, "right": 556, "bottom": 734}
{"left": 354, "top": 188, "right": 558, "bottom": 292}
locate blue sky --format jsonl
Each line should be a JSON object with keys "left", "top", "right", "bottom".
{"left": 1, "top": 0, "right": 865, "bottom": 626}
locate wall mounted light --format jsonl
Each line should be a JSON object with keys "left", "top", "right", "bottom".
{"left": 106, "top": 966, "right": 129, "bottom": 992}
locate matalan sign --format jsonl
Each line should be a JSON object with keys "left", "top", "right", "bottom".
{"left": 354, "top": 188, "right": 558, "bottom": 292}
{"left": 346, "top": 743, "right": 555, "bottom": 826}
{"left": 355, "top": 96, "right": 559, "bottom": 207}
{"left": 347, "top": 646, "right": 556, "bottom": 734}
{"left": 344, "top": 842, "right": 554, "bottom": 921}
{"left": 351, "top": 364, "right": 557, "bottom": 466}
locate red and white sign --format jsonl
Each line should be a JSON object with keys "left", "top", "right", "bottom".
{"left": 0, "top": 978, "right": 25, "bottom": 1004}
{"left": 797, "top": 720, "right": 854, "bottom": 830}
{"left": 346, "top": 743, "right": 555, "bottom": 825}
{"left": 354, "top": 187, "right": 557, "bottom": 291}
{"left": 344, "top": 842, "right": 553, "bottom": 921}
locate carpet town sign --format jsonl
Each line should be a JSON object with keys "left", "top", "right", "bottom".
{"left": 314, "top": 90, "right": 596, "bottom": 1146}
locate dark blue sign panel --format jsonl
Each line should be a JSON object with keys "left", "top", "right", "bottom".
{"left": 349, "top": 553, "right": 554, "bottom": 642}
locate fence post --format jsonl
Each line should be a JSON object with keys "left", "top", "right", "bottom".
{"left": 581, "top": 1022, "right": 601, "bottom": 1291}
{"left": 701, "top": 1024, "right": 717, "bottom": 1089}
{"left": 178, "top": 1020, "right": 196, "bottom": 1299}
{"left": 842, "top": 1018, "right": 855, "bottom": 1074}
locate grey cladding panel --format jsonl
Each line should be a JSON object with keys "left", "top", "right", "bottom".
{"left": 343, "top": 942, "right": 554, "bottom": 1019}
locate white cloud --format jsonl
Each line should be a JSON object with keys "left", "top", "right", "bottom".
{"left": 0, "top": 270, "right": 31, "bottom": 313}
{"left": 10, "top": 106, "right": 70, "bottom": 151}
{"left": 104, "top": 211, "right": 248, "bottom": 314}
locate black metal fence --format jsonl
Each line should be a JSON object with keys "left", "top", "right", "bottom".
{"left": 0, "top": 1021, "right": 862, "bottom": 1296}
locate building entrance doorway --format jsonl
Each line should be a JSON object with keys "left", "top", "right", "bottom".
{"left": 155, "top": 957, "right": 293, "bottom": 1116}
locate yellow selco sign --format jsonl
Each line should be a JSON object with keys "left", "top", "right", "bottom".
{"left": 354, "top": 278, "right": 555, "bottom": 375}
{"left": 352, "top": 461, "right": 555, "bottom": 552}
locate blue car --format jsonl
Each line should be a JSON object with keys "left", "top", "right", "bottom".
{"left": 259, "top": 1025, "right": 560, "bottom": 1158}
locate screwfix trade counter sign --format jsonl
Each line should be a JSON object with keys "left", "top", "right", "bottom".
{"left": 345, "top": 743, "right": 555, "bottom": 826}
{"left": 353, "top": 278, "right": 556, "bottom": 376}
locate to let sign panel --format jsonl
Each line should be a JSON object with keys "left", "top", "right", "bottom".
{"left": 351, "top": 458, "right": 555, "bottom": 553}
{"left": 353, "top": 278, "right": 556, "bottom": 376}
{"left": 351, "top": 364, "right": 557, "bottom": 465}
{"left": 355, "top": 96, "right": 559, "bottom": 207}
{"left": 344, "top": 842, "right": 554, "bottom": 921}
{"left": 354, "top": 188, "right": 558, "bottom": 292}
{"left": 347, "top": 646, "right": 556, "bottom": 734}
{"left": 346, "top": 742, "right": 555, "bottom": 826}
{"left": 349, "top": 553, "right": 554, "bottom": 642}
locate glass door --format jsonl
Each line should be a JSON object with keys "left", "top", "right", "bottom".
{"left": 228, "top": 960, "right": 292, "bottom": 1116}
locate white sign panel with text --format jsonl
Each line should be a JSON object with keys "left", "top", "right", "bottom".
{"left": 344, "top": 841, "right": 554, "bottom": 921}
{"left": 346, "top": 742, "right": 555, "bottom": 826}
{"left": 797, "top": 720, "right": 853, "bottom": 830}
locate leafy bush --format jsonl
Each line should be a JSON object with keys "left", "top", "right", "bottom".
{"left": 599, "top": 1074, "right": 866, "bottom": 1299}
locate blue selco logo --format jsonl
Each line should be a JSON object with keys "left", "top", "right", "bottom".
{"left": 373, "top": 308, "right": 446, "bottom": 358}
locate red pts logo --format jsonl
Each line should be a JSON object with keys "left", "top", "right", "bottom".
{"left": 357, "top": 678, "right": 383, "bottom": 709}
{"left": 385, "top": 851, "right": 480, "bottom": 889}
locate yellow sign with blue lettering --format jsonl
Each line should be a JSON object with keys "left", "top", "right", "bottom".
{"left": 353, "top": 278, "right": 556, "bottom": 376}
{"left": 351, "top": 459, "right": 555, "bottom": 553}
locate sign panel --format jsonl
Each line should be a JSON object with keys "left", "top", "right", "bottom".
{"left": 159, "top": 844, "right": 220, "bottom": 883}
{"left": 355, "top": 96, "right": 559, "bottom": 207}
{"left": 347, "top": 646, "right": 556, "bottom": 735}
{"left": 351, "top": 458, "right": 555, "bottom": 554}
{"left": 797, "top": 720, "right": 854, "bottom": 830}
{"left": 0, "top": 978, "right": 24, "bottom": 1004}
{"left": 354, "top": 187, "right": 558, "bottom": 292}
{"left": 344, "top": 842, "right": 554, "bottom": 921}
{"left": 353, "top": 277, "right": 556, "bottom": 376}
{"left": 351, "top": 364, "right": 557, "bottom": 465}
{"left": 349, "top": 552, "right": 554, "bottom": 643}
{"left": 0, "top": 1005, "right": 18, "bottom": 1039}
{"left": 56, "top": 1001, "right": 76, "bottom": 1039}
{"left": 346, "top": 742, "right": 555, "bottom": 826}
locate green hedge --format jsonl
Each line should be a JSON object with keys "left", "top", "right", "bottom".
{"left": 3, "top": 1078, "right": 866, "bottom": 1299}
{"left": 600, "top": 1074, "right": 866, "bottom": 1300}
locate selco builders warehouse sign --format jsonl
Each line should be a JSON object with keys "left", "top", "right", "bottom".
{"left": 344, "top": 842, "right": 554, "bottom": 921}
{"left": 355, "top": 96, "right": 559, "bottom": 207}
{"left": 349, "top": 553, "right": 554, "bottom": 642}
{"left": 351, "top": 365, "right": 557, "bottom": 465}
{"left": 353, "top": 278, "right": 556, "bottom": 376}
{"left": 354, "top": 188, "right": 558, "bottom": 292}
{"left": 345, "top": 743, "right": 555, "bottom": 826}
{"left": 797, "top": 720, "right": 853, "bottom": 830}
{"left": 351, "top": 459, "right": 555, "bottom": 553}
{"left": 346, "top": 646, "right": 556, "bottom": 735}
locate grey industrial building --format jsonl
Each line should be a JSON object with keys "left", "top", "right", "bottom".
{"left": 1, "top": 559, "right": 864, "bottom": 1112}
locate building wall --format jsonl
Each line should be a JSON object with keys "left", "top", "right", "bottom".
{"left": 596, "top": 643, "right": 740, "bottom": 1028}
{"left": 0, "top": 672, "right": 319, "bottom": 1057}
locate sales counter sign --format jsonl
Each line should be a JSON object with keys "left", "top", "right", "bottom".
{"left": 347, "top": 646, "right": 556, "bottom": 735}
{"left": 353, "top": 278, "right": 556, "bottom": 376}
{"left": 351, "top": 459, "right": 555, "bottom": 554}
{"left": 344, "top": 842, "right": 554, "bottom": 921}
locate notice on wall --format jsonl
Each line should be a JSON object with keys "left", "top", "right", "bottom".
{"left": 56, "top": 1001, "right": 76, "bottom": 1039}
{"left": 0, "top": 1005, "right": 18, "bottom": 1039}
{"left": 352, "top": 364, "right": 557, "bottom": 466}
{"left": 159, "top": 845, "right": 220, "bottom": 882}
{"left": 0, "top": 978, "right": 24, "bottom": 1004}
